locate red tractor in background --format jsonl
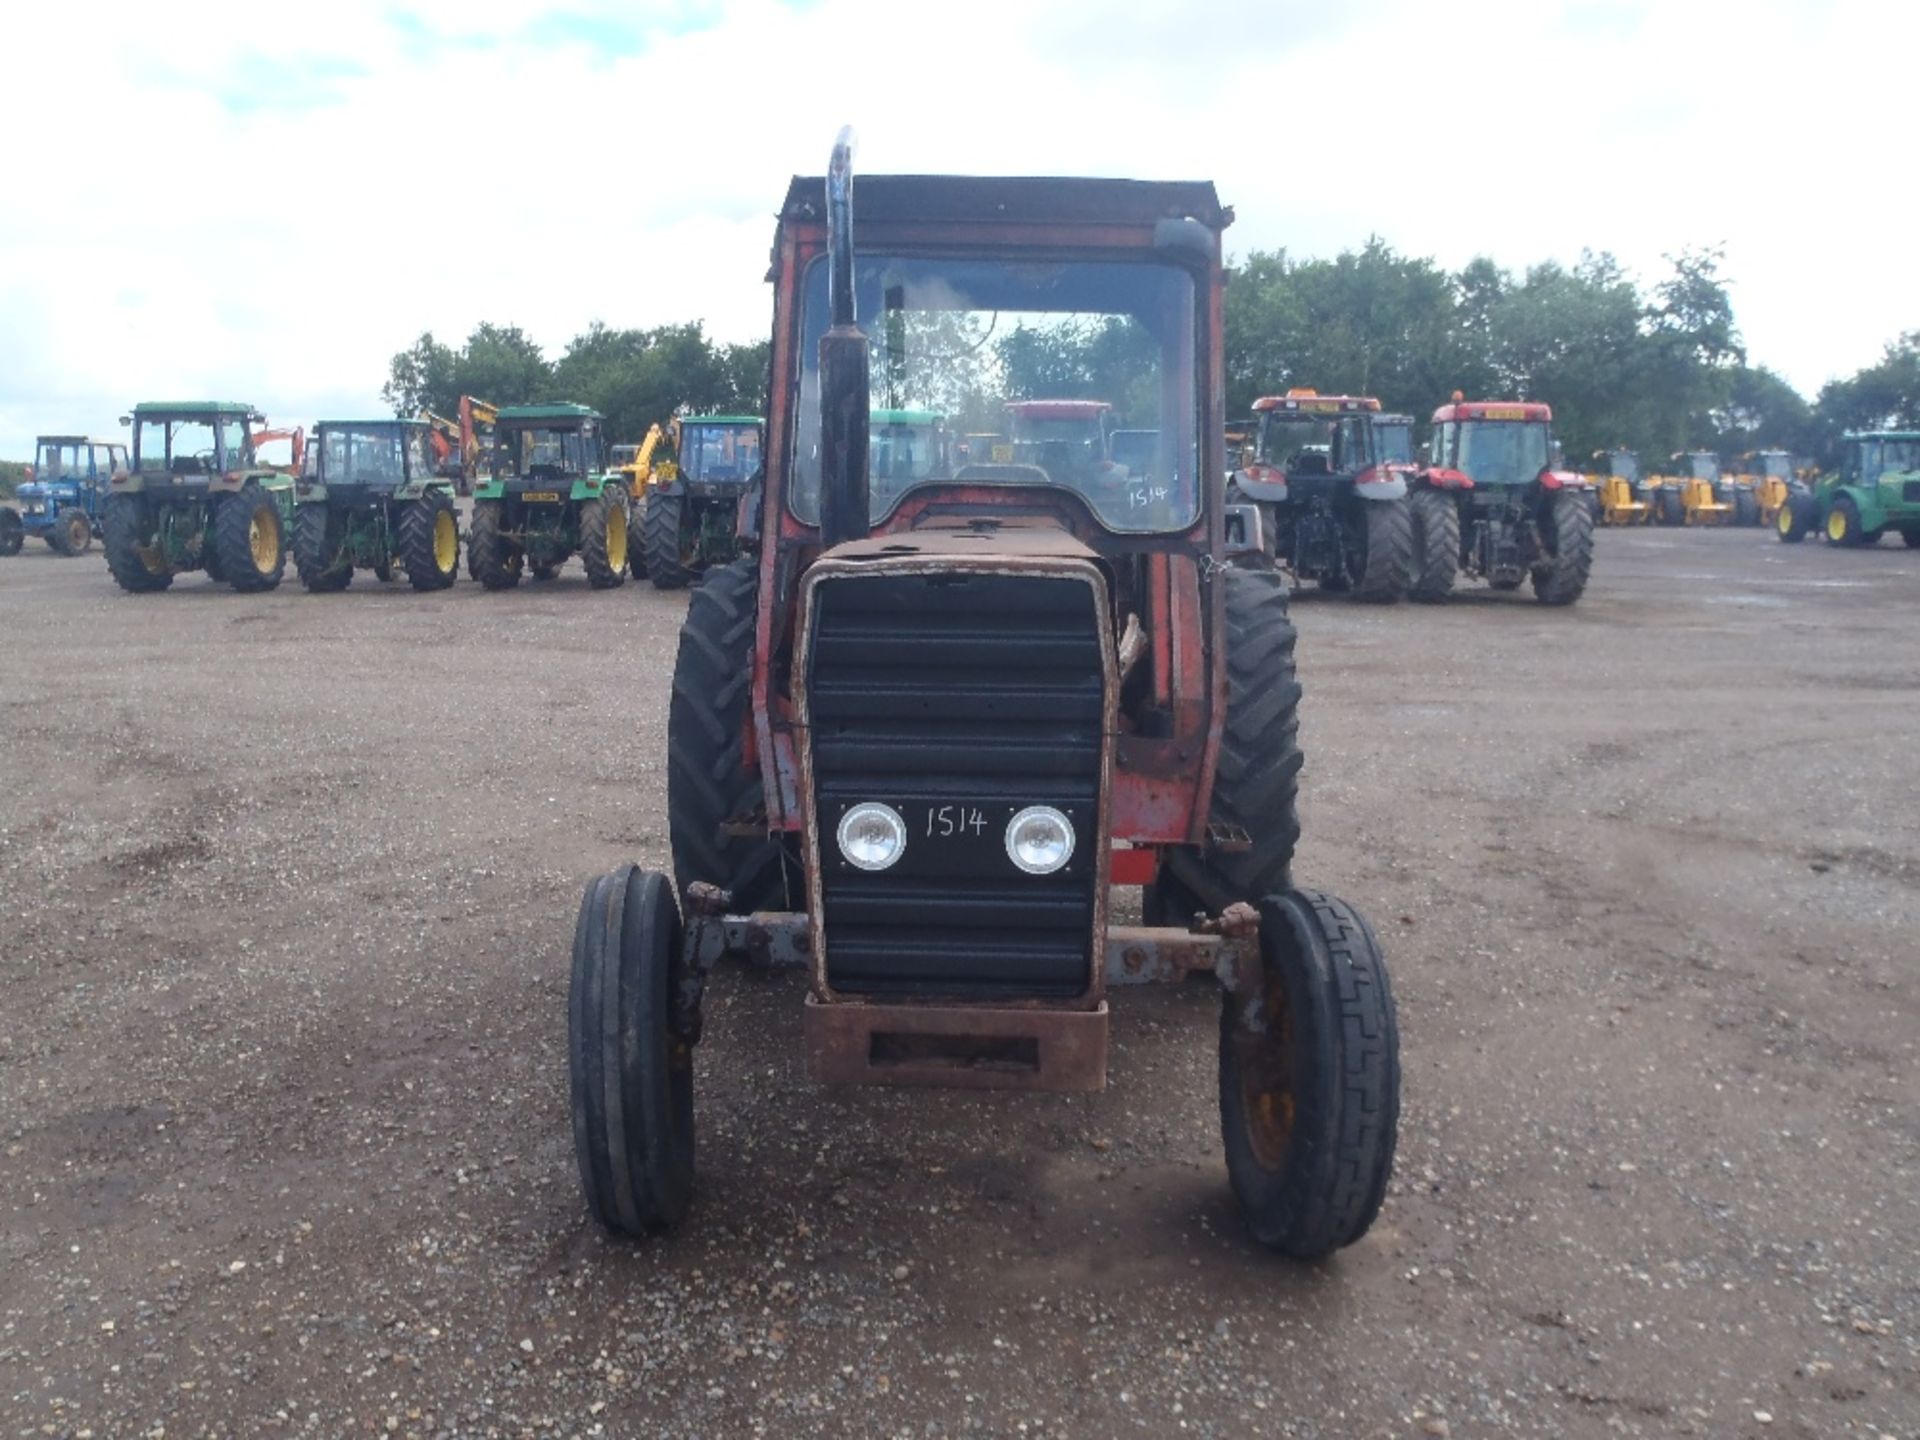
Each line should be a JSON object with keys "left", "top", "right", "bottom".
{"left": 1406, "top": 396, "right": 1594, "bottom": 605}
{"left": 566, "top": 133, "right": 1401, "bottom": 1259}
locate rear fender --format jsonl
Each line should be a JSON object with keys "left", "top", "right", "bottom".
{"left": 471, "top": 477, "right": 507, "bottom": 501}
{"left": 1229, "top": 464, "right": 1287, "bottom": 503}
{"left": 569, "top": 475, "right": 612, "bottom": 502}
{"left": 1414, "top": 467, "right": 1474, "bottom": 491}
{"left": 1536, "top": 468, "right": 1590, "bottom": 493}
{"left": 1352, "top": 466, "right": 1408, "bottom": 501}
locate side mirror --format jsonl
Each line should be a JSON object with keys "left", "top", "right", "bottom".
{"left": 1224, "top": 502, "right": 1265, "bottom": 561}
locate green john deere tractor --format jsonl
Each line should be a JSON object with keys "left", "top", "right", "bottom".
{"left": 1778, "top": 431, "right": 1920, "bottom": 547}
{"left": 466, "top": 404, "right": 629, "bottom": 589}
{"left": 636, "top": 414, "right": 762, "bottom": 588}
{"left": 103, "top": 402, "right": 298, "bottom": 593}
{"left": 292, "top": 420, "right": 462, "bottom": 592}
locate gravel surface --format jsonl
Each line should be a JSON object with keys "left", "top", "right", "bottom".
{"left": 1, "top": 528, "right": 1915, "bottom": 1439}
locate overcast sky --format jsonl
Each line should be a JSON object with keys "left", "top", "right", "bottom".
{"left": 3, "top": 0, "right": 1913, "bottom": 458}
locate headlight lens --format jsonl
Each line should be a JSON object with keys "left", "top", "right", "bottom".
{"left": 1005, "top": 805, "right": 1075, "bottom": 875}
{"left": 836, "top": 802, "right": 907, "bottom": 871}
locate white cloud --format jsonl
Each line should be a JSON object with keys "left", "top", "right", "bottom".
{"left": 3, "top": 0, "right": 1913, "bottom": 457}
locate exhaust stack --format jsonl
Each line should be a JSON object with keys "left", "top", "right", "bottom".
{"left": 817, "top": 126, "right": 871, "bottom": 548}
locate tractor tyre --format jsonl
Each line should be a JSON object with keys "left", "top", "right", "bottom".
{"left": 1407, "top": 488, "right": 1459, "bottom": 603}
{"left": 1825, "top": 496, "right": 1868, "bottom": 547}
{"left": 629, "top": 495, "right": 653, "bottom": 581}
{"left": 1900, "top": 526, "right": 1920, "bottom": 548}
{"left": 293, "top": 505, "right": 351, "bottom": 592}
{"left": 1733, "top": 489, "right": 1759, "bottom": 527}
{"left": 50, "top": 508, "right": 93, "bottom": 556}
{"left": 1776, "top": 493, "right": 1814, "bottom": 543}
{"left": 569, "top": 864, "right": 695, "bottom": 1235}
{"left": 1219, "top": 888, "right": 1399, "bottom": 1259}
{"left": 0, "top": 509, "right": 21, "bottom": 556}
{"left": 103, "top": 494, "right": 172, "bottom": 592}
{"left": 398, "top": 492, "right": 460, "bottom": 591}
{"left": 667, "top": 557, "right": 800, "bottom": 911}
{"left": 1532, "top": 489, "right": 1594, "bottom": 606}
{"left": 1654, "top": 487, "right": 1685, "bottom": 526}
{"left": 1162, "top": 567, "right": 1301, "bottom": 914}
{"left": 1351, "top": 498, "right": 1412, "bottom": 602}
{"left": 467, "top": 500, "right": 522, "bottom": 589}
{"left": 579, "top": 490, "right": 630, "bottom": 590}
{"left": 644, "top": 491, "right": 694, "bottom": 590}
{"left": 214, "top": 483, "right": 287, "bottom": 592}
{"left": 1143, "top": 869, "right": 1207, "bottom": 928}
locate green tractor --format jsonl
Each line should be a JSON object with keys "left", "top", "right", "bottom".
{"left": 636, "top": 414, "right": 762, "bottom": 588}
{"left": 466, "top": 404, "right": 630, "bottom": 589}
{"left": 103, "top": 402, "right": 298, "bottom": 593}
{"left": 1778, "top": 431, "right": 1920, "bottom": 547}
{"left": 291, "top": 420, "right": 462, "bottom": 592}
{"left": 868, "top": 406, "right": 949, "bottom": 508}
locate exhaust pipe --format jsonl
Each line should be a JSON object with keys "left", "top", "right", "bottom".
{"left": 817, "top": 126, "right": 870, "bottom": 549}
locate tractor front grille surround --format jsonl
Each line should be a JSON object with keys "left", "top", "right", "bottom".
{"left": 799, "top": 566, "right": 1110, "bottom": 1000}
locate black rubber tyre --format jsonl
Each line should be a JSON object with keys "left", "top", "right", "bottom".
{"left": 1901, "top": 526, "right": 1920, "bottom": 548}
{"left": 1532, "top": 489, "right": 1594, "bottom": 606}
{"left": 0, "top": 510, "right": 21, "bottom": 556}
{"left": 49, "top": 508, "right": 92, "bottom": 556}
{"left": 214, "top": 483, "right": 287, "bottom": 592}
{"left": 666, "top": 557, "right": 800, "bottom": 910}
{"left": 293, "top": 505, "right": 351, "bottom": 592}
{"left": 1407, "top": 488, "right": 1459, "bottom": 603}
{"left": 1733, "top": 489, "right": 1759, "bottom": 526}
{"left": 1163, "top": 567, "right": 1302, "bottom": 914}
{"left": 1352, "top": 497, "right": 1412, "bottom": 602}
{"left": 1220, "top": 888, "right": 1399, "bottom": 1259}
{"left": 1654, "top": 487, "right": 1685, "bottom": 526}
{"left": 103, "top": 493, "right": 172, "bottom": 592}
{"left": 1776, "top": 493, "right": 1814, "bottom": 543}
{"left": 644, "top": 491, "right": 694, "bottom": 590}
{"left": 1825, "top": 496, "right": 1867, "bottom": 547}
{"left": 579, "top": 490, "right": 630, "bottom": 589}
{"left": 1142, "top": 869, "right": 1206, "bottom": 928}
{"left": 570, "top": 864, "right": 695, "bottom": 1235}
{"left": 467, "top": 500, "right": 522, "bottom": 589}
{"left": 629, "top": 493, "right": 653, "bottom": 581}
{"left": 398, "top": 491, "right": 460, "bottom": 591}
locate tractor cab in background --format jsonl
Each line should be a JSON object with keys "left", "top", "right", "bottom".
{"left": 1589, "top": 448, "right": 1649, "bottom": 526}
{"left": 2, "top": 436, "right": 126, "bottom": 557}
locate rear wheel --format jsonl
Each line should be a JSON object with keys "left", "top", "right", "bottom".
{"left": 1407, "top": 488, "right": 1459, "bottom": 603}
{"left": 667, "top": 557, "right": 799, "bottom": 910}
{"left": 570, "top": 864, "right": 695, "bottom": 1235}
{"left": 1655, "top": 487, "right": 1685, "bottom": 526}
{"left": 1532, "top": 489, "right": 1594, "bottom": 606}
{"left": 1163, "top": 567, "right": 1301, "bottom": 913}
{"left": 1220, "top": 889, "right": 1399, "bottom": 1259}
{"left": 215, "top": 484, "right": 287, "bottom": 592}
{"left": 467, "top": 500, "right": 522, "bottom": 589}
{"left": 50, "top": 508, "right": 92, "bottom": 556}
{"left": 580, "top": 489, "right": 630, "bottom": 589}
{"left": 644, "top": 491, "right": 694, "bottom": 589}
{"left": 1351, "top": 498, "right": 1412, "bottom": 603}
{"left": 1825, "top": 496, "right": 1867, "bottom": 547}
{"left": 103, "top": 494, "right": 172, "bottom": 592}
{"left": 0, "top": 510, "right": 21, "bottom": 556}
{"left": 1733, "top": 489, "right": 1759, "bottom": 526}
{"left": 1901, "top": 526, "right": 1920, "bottom": 548}
{"left": 398, "top": 491, "right": 460, "bottom": 590}
{"left": 293, "top": 505, "right": 351, "bottom": 592}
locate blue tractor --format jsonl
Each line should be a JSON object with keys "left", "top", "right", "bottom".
{"left": 1, "top": 436, "right": 128, "bottom": 557}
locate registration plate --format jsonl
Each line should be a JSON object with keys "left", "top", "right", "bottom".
{"left": 521, "top": 490, "right": 561, "bottom": 503}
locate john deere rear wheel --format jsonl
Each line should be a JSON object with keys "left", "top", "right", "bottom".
{"left": 1407, "top": 488, "right": 1459, "bottom": 603}
{"left": 1352, "top": 498, "right": 1412, "bottom": 603}
{"left": 214, "top": 484, "right": 286, "bottom": 592}
{"left": 293, "top": 505, "right": 351, "bottom": 592}
{"left": 644, "top": 492, "right": 694, "bottom": 590}
{"left": 579, "top": 490, "right": 630, "bottom": 589}
{"left": 103, "top": 494, "right": 172, "bottom": 592}
{"left": 1163, "top": 567, "right": 1301, "bottom": 914}
{"left": 398, "top": 492, "right": 460, "bottom": 591}
{"left": 467, "top": 500, "right": 522, "bottom": 589}
{"left": 1532, "top": 489, "right": 1594, "bottom": 606}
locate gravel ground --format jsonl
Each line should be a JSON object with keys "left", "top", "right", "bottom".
{"left": 0, "top": 527, "right": 1916, "bottom": 1440}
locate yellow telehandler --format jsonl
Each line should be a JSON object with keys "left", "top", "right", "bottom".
{"left": 1586, "top": 449, "right": 1649, "bottom": 525}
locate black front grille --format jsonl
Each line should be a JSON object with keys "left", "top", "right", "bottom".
{"left": 806, "top": 571, "right": 1105, "bottom": 999}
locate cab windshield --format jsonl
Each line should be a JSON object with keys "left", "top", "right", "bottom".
{"left": 1687, "top": 454, "right": 1720, "bottom": 481}
{"left": 1758, "top": 452, "right": 1792, "bottom": 480}
{"left": 1866, "top": 439, "right": 1920, "bottom": 477}
{"left": 681, "top": 424, "right": 760, "bottom": 483}
{"left": 1609, "top": 452, "right": 1639, "bottom": 481}
{"left": 789, "top": 254, "right": 1200, "bottom": 532}
{"left": 320, "top": 427, "right": 408, "bottom": 484}
{"left": 871, "top": 417, "right": 946, "bottom": 488}
{"left": 503, "top": 427, "right": 593, "bottom": 477}
{"left": 1373, "top": 422, "right": 1413, "bottom": 466}
{"left": 1260, "top": 415, "right": 1373, "bottom": 473}
{"left": 134, "top": 418, "right": 221, "bottom": 476}
{"left": 1456, "top": 421, "right": 1550, "bottom": 487}
{"left": 35, "top": 442, "right": 89, "bottom": 478}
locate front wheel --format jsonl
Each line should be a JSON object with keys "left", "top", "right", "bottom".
{"left": 644, "top": 491, "right": 694, "bottom": 589}
{"left": 1654, "top": 487, "right": 1685, "bottom": 526}
{"left": 579, "top": 490, "right": 630, "bottom": 589}
{"left": 1532, "top": 489, "right": 1594, "bottom": 605}
{"left": 1733, "top": 489, "right": 1759, "bottom": 527}
{"left": 570, "top": 865, "right": 695, "bottom": 1236}
{"left": 215, "top": 483, "right": 287, "bottom": 591}
{"left": 1351, "top": 498, "right": 1412, "bottom": 603}
{"left": 1220, "top": 889, "right": 1399, "bottom": 1259}
{"left": 398, "top": 491, "right": 460, "bottom": 590}
{"left": 50, "top": 508, "right": 93, "bottom": 556}
{"left": 1776, "top": 493, "right": 1814, "bottom": 543}
{"left": 1407, "top": 488, "right": 1459, "bottom": 603}
{"left": 1825, "top": 496, "right": 1868, "bottom": 547}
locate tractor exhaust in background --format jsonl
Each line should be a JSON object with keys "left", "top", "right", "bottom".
{"left": 817, "top": 126, "right": 871, "bottom": 548}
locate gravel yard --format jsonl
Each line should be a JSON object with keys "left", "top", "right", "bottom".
{"left": 1, "top": 527, "right": 1915, "bottom": 1439}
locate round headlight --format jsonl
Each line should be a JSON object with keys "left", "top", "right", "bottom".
{"left": 1005, "top": 805, "right": 1075, "bottom": 876}
{"left": 836, "top": 802, "right": 907, "bottom": 871}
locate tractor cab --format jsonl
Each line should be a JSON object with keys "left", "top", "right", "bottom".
{"left": 1001, "top": 399, "right": 1131, "bottom": 495}
{"left": 1849, "top": 433, "right": 1920, "bottom": 486}
{"left": 868, "top": 408, "right": 949, "bottom": 498}
{"left": 492, "top": 405, "right": 605, "bottom": 486}
{"left": 1428, "top": 401, "right": 1555, "bottom": 491}
{"left": 1372, "top": 413, "right": 1414, "bottom": 467}
{"left": 310, "top": 420, "right": 433, "bottom": 493}
{"left": 1252, "top": 391, "right": 1379, "bottom": 485}
{"left": 674, "top": 416, "right": 763, "bottom": 493}
{"left": 3, "top": 436, "right": 126, "bottom": 556}
{"left": 128, "top": 404, "right": 261, "bottom": 483}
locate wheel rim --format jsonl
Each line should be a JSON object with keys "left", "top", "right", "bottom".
{"left": 1239, "top": 984, "right": 1296, "bottom": 1170}
{"left": 606, "top": 503, "right": 628, "bottom": 571}
{"left": 1777, "top": 505, "right": 1793, "bottom": 535}
{"left": 1828, "top": 510, "right": 1847, "bottom": 542}
{"left": 68, "top": 516, "right": 88, "bottom": 548}
{"left": 433, "top": 509, "right": 457, "bottom": 572}
{"left": 249, "top": 507, "right": 278, "bottom": 569}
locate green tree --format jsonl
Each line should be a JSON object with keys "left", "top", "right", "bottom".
{"left": 382, "top": 331, "right": 458, "bottom": 416}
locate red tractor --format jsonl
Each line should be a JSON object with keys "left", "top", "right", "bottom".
{"left": 1406, "top": 397, "right": 1594, "bottom": 604}
{"left": 567, "top": 134, "right": 1401, "bottom": 1259}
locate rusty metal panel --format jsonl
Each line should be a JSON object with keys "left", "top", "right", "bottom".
{"left": 804, "top": 996, "right": 1109, "bottom": 1093}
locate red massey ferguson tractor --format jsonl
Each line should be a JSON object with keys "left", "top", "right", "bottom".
{"left": 567, "top": 134, "right": 1401, "bottom": 1259}
{"left": 1406, "top": 397, "right": 1594, "bottom": 604}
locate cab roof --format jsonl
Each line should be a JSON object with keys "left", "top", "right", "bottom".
{"left": 497, "top": 403, "right": 601, "bottom": 423}
{"left": 780, "top": 175, "right": 1229, "bottom": 230}
{"left": 1007, "top": 400, "right": 1111, "bottom": 418}
{"left": 871, "top": 408, "right": 944, "bottom": 425}
{"left": 1254, "top": 393, "right": 1381, "bottom": 414}
{"left": 1431, "top": 400, "right": 1553, "bottom": 424}
{"left": 132, "top": 401, "right": 257, "bottom": 416}
{"left": 682, "top": 414, "right": 762, "bottom": 427}
{"left": 1374, "top": 413, "right": 1413, "bottom": 425}
{"left": 36, "top": 434, "right": 122, "bottom": 446}
{"left": 315, "top": 418, "right": 427, "bottom": 431}
{"left": 1846, "top": 430, "right": 1920, "bottom": 443}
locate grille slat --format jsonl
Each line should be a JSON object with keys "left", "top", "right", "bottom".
{"left": 808, "top": 571, "right": 1105, "bottom": 999}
